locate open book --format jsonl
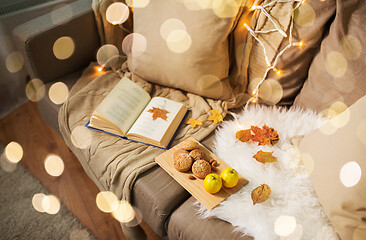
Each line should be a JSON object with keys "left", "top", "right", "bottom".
{"left": 87, "top": 77, "right": 188, "bottom": 149}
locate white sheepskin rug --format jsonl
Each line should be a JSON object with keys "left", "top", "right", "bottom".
{"left": 196, "top": 105, "right": 339, "bottom": 240}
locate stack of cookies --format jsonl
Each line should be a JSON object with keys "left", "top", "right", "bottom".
{"left": 173, "top": 140, "right": 216, "bottom": 179}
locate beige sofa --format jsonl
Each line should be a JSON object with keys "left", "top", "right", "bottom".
{"left": 13, "top": 0, "right": 366, "bottom": 239}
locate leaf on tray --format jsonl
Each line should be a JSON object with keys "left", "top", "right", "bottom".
{"left": 186, "top": 118, "right": 202, "bottom": 128}
{"left": 250, "top": 125, "right": 279, "bottom": 145}
{"left": 235, "top": 129, "right": 252, "bottom": 142}
{"left": 251, "top": 184, "right": 271, "bottom": 205}
{"left": 147, "top": 107, "right": 169, "bottom": 120}
{"left": 207, "top": 109, "right": 223, "bottom": 125}
{"left": 253, "top": 150, "right": 278, "bottom": 164}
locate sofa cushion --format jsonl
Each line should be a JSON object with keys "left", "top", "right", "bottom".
{"left": 294, "top": 0, "right": 366, "bottom": 112}
{"left": 166, "top": 197, "right": 252, "bottom": 240}
{"left": 127, "top": 0, "right": 251, "bottom": 102}
{"left": 298, "top": 95, "right": 366, "bottom": 239}
{"left": 247, "top": 0, "right": 336, "bottom": 106}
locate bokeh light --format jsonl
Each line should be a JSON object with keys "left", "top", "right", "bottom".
{"left": 160, "top": 18, "right": 187, "bottom": 41}
{"left": 327, "top": 101, "right": 350, "bottom": 129}
{"left": 325, "top": 51, "right": 347, "bottom": 78}
{"left": 280, "top": 224, "right": 303, "bottom": 240}
{"left": 4, "top": 141, "right": 23, "bottom": 163}
{"left": 122, "top": 33, "right": 147, "bottom": 57}
{"left": 259, "top": 79, "right": 283, "bottom": 105}
{"left": 318, "top": 120, "right": 337, "bottom": 136}
{"left": 125, "top": 0, "right": 150, "bottom": 8}
{"left": 166, "top": 30, "right": 192, "bottom": 53}
{"left": 44, "top": 154, "right": 64, "bottom": 177}
{"left": 112, "top": 200, "right": 135, "bottom": 223}
{"left": 357, "top": 119, "right": 366, "bottom": 145}
{"left": 53, "top": 36, "right": 75, "bottom": 60}
{"left": 183, "top": 0, "right": 210, "bottom": 10}
{"left": 197, "top": 74, "right": 223, "bottom": 97}
{"left": 274, "top": 215, "right": 297, "bottom": 237}
{"left": 42, "top": 194, "right": 61, "bottom": 214}
{"left": 294, "top": 2, "right": 316, "bottom": 27}
{"left": 51, "top": 4, "right": 73, "bottom": 25}
{"left": 71, "top": 126, "right": 92, "bottom": 149}
{"left": 340, "top": 161, "right": 362, "bottom": 188}
{"left": 212, "top": 0, "right": 239, "bottom": 18}
{"left": 340, "top": 35, "right": 361, "bottom": 60}
{"left": 48, "top": 82, "right": 69, "bottom": 105}
{"left": 32, "top": 193, "right": 47, "bottom": 213}
{"left": 300, "top": 153, "right": 314, "bottom": 175}
{"left": 106, "top": 2, "right": 129, "bottom": 25}
{"left": 25, "top": 78, "right": 46, "bottom": 102}
{"left": 96, "top": 44, "right": 120, "bottom": 67}
{"left": 96, "top": 191, "right": 119, "bottom": 213}
{"left": 6, "top": 51, "right": 24, "bottom": 73}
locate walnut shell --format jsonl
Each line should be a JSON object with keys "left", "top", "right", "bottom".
{"left": 173, "top": 149, "right": 193, "bottom": 172}
{"left": 189, "top": 149, "right": 206, "bottom": 161}
{"left": 180, "top": 140, "right": 200, "bottom": 151}
{"left": 191, "top": 160, "right": 211, "bottom": 179}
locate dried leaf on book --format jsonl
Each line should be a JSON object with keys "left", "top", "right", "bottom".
{"left": 147, "top": 107, "right": 169, "bottom": 120}
{"left": 186, "top": 118, "right": 202, "bottom": 128}
{"left": 251, "top": 184, "right": 271, "bottom": 205}
{"left": 207, "top": 109, "right": 223, "bottom": 125}
{"left": 253, "top": 150, "right": 278, "bottom": 164}
{"left": 235, "top": 129, "right": 252, "bottom": 142}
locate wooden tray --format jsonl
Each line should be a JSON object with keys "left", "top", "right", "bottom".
{"left": 155, "top": 137, "right": 249, "bottom": 210}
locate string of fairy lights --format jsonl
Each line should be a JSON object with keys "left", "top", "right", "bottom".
{"left": 245, "top": 0, "right": 305, "bottom": 104}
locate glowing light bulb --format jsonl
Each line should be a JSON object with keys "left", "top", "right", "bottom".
{"left": 299, "top": 41, "right": 303, "bottom": 47}
{"left": 97, "top": 67, "right": 103, "bottom": 72}
{"left": 251, "top": 99, "right": 258, "bottom": 103}
{"left": 250, "top": 5, "right": 257, "bottom": 10}
{"left": 276, "top": 70, "right": 282, "bottom": 76}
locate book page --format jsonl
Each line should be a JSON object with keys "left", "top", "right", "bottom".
{"left": 93, "top": 77, "right": 151, "bottom": 134}
{"left": 127, "top": 97, "right": 184, "bottom": 143}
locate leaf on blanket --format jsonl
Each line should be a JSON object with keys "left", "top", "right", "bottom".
{"left": 236, "top": 129, "right": 252, "bottom": 142}
{"left": 186, "top": 118, "right": 202, "bottom": 128}
{"left": 251, "top": 184, "right": 271, "bottom": 205}
{"left": 147, "top": 107, "right": 169, "bottom": 120}
{"left": 250, "top": 125, "right": 279, "bottom": 146}
{"left": 207, "top": 109, "right": 223, "bottom": 125}
{"left": 253, "top": 150, "right": 278, "bottom": 164}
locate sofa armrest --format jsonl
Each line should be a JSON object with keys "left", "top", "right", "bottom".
{"left": 13, "top": 0, "right": 100, "bottom": 83}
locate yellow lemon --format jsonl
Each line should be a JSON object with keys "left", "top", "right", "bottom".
{"left": 220, "top": 168, "right": 239, "bottom": 188}
{"left": 203, "top": 173, "right": 222, "bottom": 194}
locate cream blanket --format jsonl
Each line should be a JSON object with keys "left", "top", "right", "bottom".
{"left": 59, "top": 0, "right": 294, "bottom": 203}
{"left": 59, "top": 62, "right": 227, "bottom": 201}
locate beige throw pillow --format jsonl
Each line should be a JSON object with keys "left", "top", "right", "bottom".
{"left": 247, "top": 0, "right": 336, "bottom": 106}
{"left": 294, "top": 0, "right": 366, "bottom": 112}
{"left": 299, "top": 95, "right": 366, "bottom": 240}
{"left": 126, "top": 0, "right": 251, "bottom": 102}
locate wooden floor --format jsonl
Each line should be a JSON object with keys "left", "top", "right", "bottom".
{"left": 0, "top": 102, "right": 161, "bottom": 240}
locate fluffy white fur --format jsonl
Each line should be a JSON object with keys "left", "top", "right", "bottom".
{"left": 196, "top": 105, "right": 339, "bottom": 240}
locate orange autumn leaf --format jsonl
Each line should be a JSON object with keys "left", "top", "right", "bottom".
{"left": 253, "top": 150, "right": 278, "bottom": 164}
{"left": 250, "top": 125, "right": 279, "bottom": 146}
{"left": 147, "top": 107, "right": 169, "bottom": 120}
{"left": 186, "top": 118, "right": 202, "bottom": 128}
{"left": 207, "top": 109, "right": 223, "bottom": 125}
{"left": 236, "top": 129, "right": 252, "bottom": 142}
{"left": 251, "top": 184, "right": 271, "bottom": 205}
